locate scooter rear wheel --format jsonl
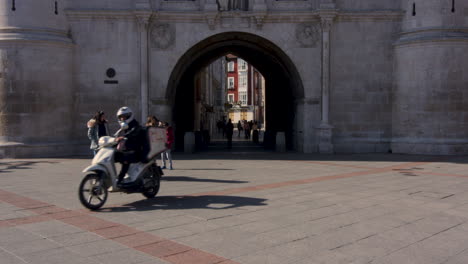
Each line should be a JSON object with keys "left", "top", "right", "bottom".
{"left": 142, "top": 177, "right": 160, "bottom": 199}
{"left": 78, "top": 173, "right": 108, "bottom": 210}
{"left": 142, "top": 166, "right": 161, "bottom": 199}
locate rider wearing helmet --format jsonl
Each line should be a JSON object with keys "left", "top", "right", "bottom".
{"left": 114, "top": 106, "right": 150, "bottom": 185}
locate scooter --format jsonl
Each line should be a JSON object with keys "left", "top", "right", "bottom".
{"left": 78, "top": 127, "right": 167, "bottom": 210}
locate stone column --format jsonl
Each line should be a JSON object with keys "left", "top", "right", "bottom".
{"left": 316, "top": 5, "right": 337, "bottom": 154}
{"left": 135, "top": 11, "right": 152, "bottom": 123}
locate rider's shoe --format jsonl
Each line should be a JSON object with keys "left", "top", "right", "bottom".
{"left": 161, "top": 166, "right": 166, "bottom": 169}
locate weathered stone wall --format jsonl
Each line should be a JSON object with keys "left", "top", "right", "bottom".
{"left": 0, "top": 0, "right": 74, "bottom": 157}
{"left": 392, "top": 0, "right": 468, "bottom": 154}
{"left": 67, "top": 14, "right": 141, "bottom": 140}
{"left": 330, "top": 14, "right": 401, "bottom": 153}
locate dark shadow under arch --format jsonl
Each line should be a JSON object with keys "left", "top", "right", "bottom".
{"left": 167, "top": 32, "right": 304, "bottom": 151}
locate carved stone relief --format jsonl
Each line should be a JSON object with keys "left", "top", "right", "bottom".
{"left": 296, "top": 23, "right": 320, "bottom": 48}
{"left": 150, "top": 23, "right": 175, "bottom": 50}
{"left": 217, "top": 0, "right": 248, "bottom": 11}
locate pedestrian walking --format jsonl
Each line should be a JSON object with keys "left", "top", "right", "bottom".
{"left": 252, "top": 121, "right": 259, "bottom": 143}
{"left": 237, "top": 120, "right": 243, "bottom": 137}
{"left": 87, "top": 110, "right": 109, "bottom": 156}
{"left": 243, "top": 120, "right": 250, "bottom": 139}
{"left": 225, "top": 119, "right": 234, "bottom": 149}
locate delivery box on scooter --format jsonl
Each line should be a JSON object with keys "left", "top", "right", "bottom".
{"left": 147, "top": 127, "right": 168, "bottom": 160}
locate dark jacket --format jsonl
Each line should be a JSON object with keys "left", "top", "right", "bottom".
{"left": 120, "top": 120, "right": 150, "bottom": 162}
{"left": 225, "top": 122, "right": 234, "bottom": 136}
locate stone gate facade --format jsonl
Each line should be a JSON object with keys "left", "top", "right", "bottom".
{"left": 1, "top": 0, "right": 468, "bottom": 157}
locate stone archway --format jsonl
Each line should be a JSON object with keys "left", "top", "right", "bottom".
{"left": 165, "top": 32, "right": 304, "bottom": 151}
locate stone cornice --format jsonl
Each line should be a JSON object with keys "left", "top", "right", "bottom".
{"left": 395, "top": 27, "right": 468, "bottom": 47}
{"left": 65, "top": 9, "right": 404, "bottom": 23}
{"left": 0, "top": 27, "right": 73, "bottom": 46}
{"left": 336, "top": 10, "right": 404, "bottom": 22}
{"left": 65, "top": 9, "right": 137, "bottom": 21}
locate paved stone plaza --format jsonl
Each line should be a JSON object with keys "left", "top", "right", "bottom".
{"left": 2, "top": 152, "right": 468, "bottom": 263}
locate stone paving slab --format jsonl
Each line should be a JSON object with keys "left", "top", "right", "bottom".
{"left": 2, "top": 153, "right": 468, "bottom": 263}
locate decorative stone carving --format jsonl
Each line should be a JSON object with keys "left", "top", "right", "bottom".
{"left": 296, "top": 23, "right": 320, "bottom": 47}
{"left": 217, "top": 0, "right": 248, "bottom": 11}
{"left": 150, "top": 23, "right": 175, "bottom": 50}
{"left": 320, "top": 18, "right": 333, "bottom": 32}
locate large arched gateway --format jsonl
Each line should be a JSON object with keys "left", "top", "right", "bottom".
{"left": 167, "top": 32, "right": 304, "bottom": 151}
{"left": 1, "top": 0, "right": 468, "bottom": 157}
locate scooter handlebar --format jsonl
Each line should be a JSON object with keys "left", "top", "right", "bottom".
{"left": 98, "top": 136, "right": 119, "bottom": 148}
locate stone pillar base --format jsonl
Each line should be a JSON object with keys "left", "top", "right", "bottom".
{"left": 316, "top": 124, "right": 334, "bottom": 154}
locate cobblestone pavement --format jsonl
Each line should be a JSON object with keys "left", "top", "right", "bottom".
{"left": 2, "top": 152, "right": 468, "bottom": 264}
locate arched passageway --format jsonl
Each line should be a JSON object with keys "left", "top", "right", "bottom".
{"left": 167, "top": 32, "right": 304, "bottom": 151}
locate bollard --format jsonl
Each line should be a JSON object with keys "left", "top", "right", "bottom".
{"left": 184, "top": 132, "right": 195, "bottom": 154}
{"left": 276, "top": 132, "right": 286, "bottom": 152}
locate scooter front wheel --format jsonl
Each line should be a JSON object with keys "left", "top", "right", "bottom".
{"left": 78, "top": 173, "right": 108, "bottom": 210}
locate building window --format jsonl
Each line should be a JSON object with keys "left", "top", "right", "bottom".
{"left": 239, "top": 74, "right": 247, "bottom": 89}
{"left": 239, "top": 91, "right": 247, "bottom": 106}
{"left": 238, "top": 59, "right": 247, "bottom": 71}
{"left": 227, "top": 77, "right": 235, "bottom": 89}
{"left": 228, "top": 94, "right": 234, "bottom": 103}
{"left": 227, "top": 61, "right": 235, "bottom": 72}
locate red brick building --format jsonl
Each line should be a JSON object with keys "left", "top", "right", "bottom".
{"left": 225, "top": 54, "right": 265, "bottom": 124}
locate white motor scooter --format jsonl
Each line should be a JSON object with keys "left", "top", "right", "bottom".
{"left": 78, "top": 127, "right": 167, "bottom": 210}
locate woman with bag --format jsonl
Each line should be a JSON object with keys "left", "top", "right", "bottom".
{"left": 87, "top": 111, "right": 109, "bottom": 156}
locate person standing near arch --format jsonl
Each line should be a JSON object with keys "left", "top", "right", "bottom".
{"left": 225, "top": 119, "right": 234, "bottom": 149}
{"left": 237, "top": 120, "right": 243, "bottom": 137}
{"left": 160, "top": 121, "right": 174, "bottom": 170}
{"left": 87, "top": 110, "right": 109, "bottom": 156}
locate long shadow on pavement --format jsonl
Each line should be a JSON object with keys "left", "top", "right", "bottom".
{"left": 171, "top": 152, "right": 468, "bottom": 164}
{"left": 0, "top": 161, "right": 59, "bottom": 173}
{"left": 161, "top": 176, "right": 248, "bottom": 184}
{"left": 99, "top": 195, "right": 267, "bottom": 212}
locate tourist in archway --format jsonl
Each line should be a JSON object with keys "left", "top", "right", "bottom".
{"left": 252, "top": 121, "right": 259, "bottom": 144}
{"left": 226, "top": 119, "right": 234, "bottom": 149}
{"left": 243, "top": 120, "right": 250, "bottom": 139}
{"left": 237, "top": 120, "right": 243, "bottom": 137}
